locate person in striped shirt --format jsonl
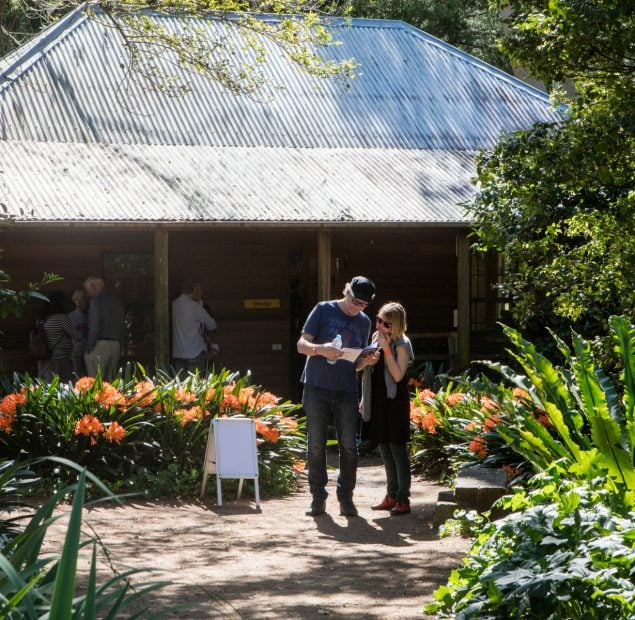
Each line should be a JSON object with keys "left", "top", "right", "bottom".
{"left": 38, "top": 291, "right": 82, "bottom": 382}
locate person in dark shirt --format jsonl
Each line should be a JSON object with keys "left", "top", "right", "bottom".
{"left": 83, "top": 275, "right": 125, "bottom": 381}
{"left": 296, "top": 276, "right": 379, "bottom": 518}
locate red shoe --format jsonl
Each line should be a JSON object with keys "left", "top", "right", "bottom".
{"left": 390, "top": 500, "right": 411, "bottom": 516}
{"left": 372, "top": 496, "right": 397, "bottom": 511}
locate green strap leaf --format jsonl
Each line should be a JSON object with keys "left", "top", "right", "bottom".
{"left": 48, "top": 470, "right": 86, "bottom": 618}
{"left": 610, "top": 315, "right": 635, "bottom": 458}
{"left": 571, "top": 332, "right": 635, "bottom": 489}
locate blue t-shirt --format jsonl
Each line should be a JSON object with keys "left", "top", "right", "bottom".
{"left": 300, "top": 300, "right": 371, "bottom": 393}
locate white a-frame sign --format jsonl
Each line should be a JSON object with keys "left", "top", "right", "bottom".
{"left": 201, "top": 417, "right": 260, "bottom": 508}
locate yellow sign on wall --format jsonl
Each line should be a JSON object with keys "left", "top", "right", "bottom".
{"left": 244, "top": 299, "right": 281, "bottom": 309}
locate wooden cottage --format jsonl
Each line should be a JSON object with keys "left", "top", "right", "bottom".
{"left": 0, "top": 6, "right": 560, "bottom": 398}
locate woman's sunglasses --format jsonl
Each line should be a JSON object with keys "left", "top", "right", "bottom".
{"left": 376, "top": 316, "right": 392, "bottom": 329}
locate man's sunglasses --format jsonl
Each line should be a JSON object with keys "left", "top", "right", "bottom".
{"left": 376, "top": 316, "right": 392, "bottom": 329}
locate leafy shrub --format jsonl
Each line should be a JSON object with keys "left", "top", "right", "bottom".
{"left": 426, "top": 478, "right": 635, "bottom": 618}
{"left": 409, "top": 385, "right": 471, "bottom": 480}
{"left": 427, "top": 316, "right": 635, "bottom": 618}
{"left": 0, "top": 368, "right": 305, "bottom": 497}
{"left": 485, "top": 315, "right": 635, "bottom": 511}
{"left": 415, "top": 315, "right": 635, "bottom": 496}
{"left": 409, "top": 381, "right": 532, "bottom": 484}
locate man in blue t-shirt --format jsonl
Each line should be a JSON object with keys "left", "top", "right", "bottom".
{"left": 297, "top": 275, "right": 379, "bottom": 517}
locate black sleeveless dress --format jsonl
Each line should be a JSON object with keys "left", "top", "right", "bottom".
{"left": 368, "top": 355, "right": 411, "bottom": 444}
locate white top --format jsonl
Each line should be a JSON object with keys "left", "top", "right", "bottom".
{"left": 171, "top": 294, "right": 217, "bottom": 359}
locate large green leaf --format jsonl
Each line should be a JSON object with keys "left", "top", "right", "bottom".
{"left": 571, "top": 332, "right": 635, "bottom": 489}
{"left": 48, "top": 470, "right": 86, "bottom": 618}
{"left": 502, "top": 326, "right": 587, "bottom": 448}
{"left": 610, "top": 315, "right": 635, "bottom": 458}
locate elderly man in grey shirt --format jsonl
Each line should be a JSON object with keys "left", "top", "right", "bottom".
{"left": 172, "top": 278, "right": 217, "bottom": 376}
{"left": 83, "top": 275, "right": 125, "bottom": 381}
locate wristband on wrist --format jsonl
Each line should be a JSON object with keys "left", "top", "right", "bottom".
{"left": 383, "top": 348, "right": 392, "bottom": 357}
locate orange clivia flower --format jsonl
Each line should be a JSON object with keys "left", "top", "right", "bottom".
{"left": 205, "top": 387, "right": 217, "bottom": 402}
{"left": 464, "top": 420, "right": 479, "bottom": 431}
{"left": 254, "top": 418, "right": 280, "bottom": 442}
{"left": 103, "top": 421, "right": 126, "bottom": 443}
{"left": 174, "top": 406, "right": 204, "bottom": 426}
{"left": 445, "top": 392, "right": 467, "bottom": 407}
{"left": 482, "top": 413, "right": 502, "bottom": 432}
{"left": 512, "top": 388, "right": 531, "bottom": 403}
{"left": 280, "top": 417, "right": 298, "bottom": 430}
{"left": 128, "top": 380, "right": 156, "bottom": 407}
{"left": 420, "top": 411, "right": 439, "bottom": 434}
{"left": 0, "top": 411, "right": 16, "bottom": 433}
{"left": 264, "top": 427, "right": 280, "bottom": 443}
{"left": 175, "top": 388, "right": 196, "bottom": 403}
{"left": 418, "top": 389, "right": 436, "bottom": 403}
{"left": 468, "top": 436, "right": 487, "bottom": 458}
{"left": 408, "top": 377, "right": 421, "bottom": 388}
{"left": 238, "top": 386, "right": 257, "bottom": 407}
{"left": 293, "top": 461, "right": 306, "bottom": 473}
{"left": 410, "top": 403, "right": 439, "bottom": 433}
{"left": 220, "top": 394, "right": 242, "bottom": 412}
{"left": 96, "top": 383, "right": 125, "bottom": 408}
{"left": 480, "top": 396, "right": 499, "bottom": 413}
{"left": 254, "top": 418, "right": 269, "bottom": 436}
{"left": 74, "top": 415, "right": 104, "bottom": 437}
{"left": 0, "top": 392, "right": 26, "bottom": 417}
{"left": 256, "top": 391, "right": 279, "bottom": 408}
{"left": 74, "top": 377, "right": 96, "bottom": 393}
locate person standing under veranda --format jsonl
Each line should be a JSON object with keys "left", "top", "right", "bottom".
{"left": 172, "top": 278, "right": 217, "bottom": 376}
{"left": 38, "top": 291, "right": 83, "bottom": 383}
{"left": 68, "top": 288, "right": 88, "bottom": 377}
{"left": 297, "top": 276, "right": 380, "bottom": 518}
{"left": 361, "top": 302, "right": 414, "bottom": 516}
{"left": 83, "top": 276, "right": 125, "bottom": 381}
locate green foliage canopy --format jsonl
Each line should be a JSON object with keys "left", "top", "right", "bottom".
{"left": 468, "top": 0, "right": 635, "bottom": 352}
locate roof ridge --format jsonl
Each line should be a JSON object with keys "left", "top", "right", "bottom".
{"left": 0, "top": 3, "right": 87, "bottom": 88}
{"left": 394, "top": 22, "right": 552, "bottom": 104}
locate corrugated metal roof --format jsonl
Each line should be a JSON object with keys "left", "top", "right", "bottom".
{"left": 0, "top": 141, "right": 476, "bottom": 224}
{"left": 0, "top": 8, "right": 560, "bottom": 224}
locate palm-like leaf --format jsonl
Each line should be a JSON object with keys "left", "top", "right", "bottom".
{"left": 610, "top": 315, "right": 635, "bottom": 461}
{"left": 570, "top": 332, "right": 635, "bottom": 489}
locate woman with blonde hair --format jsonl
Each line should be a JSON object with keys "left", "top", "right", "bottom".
{"left": 360, "top": 302, "right": 414, "bottom": 515}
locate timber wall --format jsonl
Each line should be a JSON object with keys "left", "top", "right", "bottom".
{"left": 1, "top": 226, "right": 462, "bottom": 399}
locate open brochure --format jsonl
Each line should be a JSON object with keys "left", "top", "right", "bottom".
{"left": 339, "top": 345, "right": 380, "bottom": 364}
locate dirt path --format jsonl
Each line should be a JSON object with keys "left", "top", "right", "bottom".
{"left": 43, "top": 455, "right": 469, "bottom": 618}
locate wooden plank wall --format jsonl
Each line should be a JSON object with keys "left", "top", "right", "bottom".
{"left": 0, "top": 227, "right": 154, "bottom": 379}
{"left": 0, "top": 226, "right": 464, "bottom": 399}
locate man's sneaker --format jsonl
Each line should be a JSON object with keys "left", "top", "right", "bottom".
{"left": 390, "top": 500, "right": 411, "bottom": 516}
{"left": 372, "top": 496, "right": 397, "bottom": 511}
{"left": 305, "top": 499, "right": 326, "bottom": 516}
{"left": 339, "top": 499, "right": 359, "bottom": 517}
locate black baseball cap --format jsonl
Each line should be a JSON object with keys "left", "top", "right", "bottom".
{"left": 350, "top": 276, "right": 376, "bottom": 303}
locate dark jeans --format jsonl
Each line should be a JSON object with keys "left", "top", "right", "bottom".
{"left": 302, "top": 384, "right": 359, "bottom": 502}
{"left": 379, "top": 442, "right": 411, "bottom": 502}
{"left": 174, "top": 351, "right": 207, "bottom": 376}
